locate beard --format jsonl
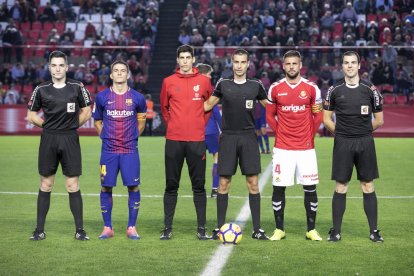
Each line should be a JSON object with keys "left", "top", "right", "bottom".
{"left": 286, "top": 71, "right": 300, "bottom": 80}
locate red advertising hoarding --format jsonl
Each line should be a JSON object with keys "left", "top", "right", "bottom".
{"left": 0, "top": 105, "right": 97, "bottom": 135}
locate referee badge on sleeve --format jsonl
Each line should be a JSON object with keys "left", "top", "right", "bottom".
{"left": 361, "top": 105, "right": 369, "bottom": 115}
{"left": 67, "top": 103, "right": 75, "bottom": 112}
{"left": 245, "top": 100, "right": 253, "bottom": 109}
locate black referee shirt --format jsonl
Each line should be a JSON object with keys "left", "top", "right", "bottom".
{"left": 213, "top": 77, "right": 267, "bottom": 132}
{"left": 323, "top": 79, "right": 383, "bottom": 138}
{"left": 28, "top": 79, "right": 92, "bottom": 131}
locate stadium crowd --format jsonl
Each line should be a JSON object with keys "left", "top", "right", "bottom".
{"left": 178, "top": 0, "right": 413, "bottom": 101}
{"left": 1, "top": 0, "right": 414, "bottom": 105}
{"left": 0, "top": 0, "right": 159, "bottom": 104}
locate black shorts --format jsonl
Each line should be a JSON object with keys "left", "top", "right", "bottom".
{"left": 218, "top": 131, "right": 261, "bottom": 176}
{"left": 332, "top": 135, "right": 379, "bottom": 183}
{"left": 38, "top": 130, "right": 82, "bottom": 177}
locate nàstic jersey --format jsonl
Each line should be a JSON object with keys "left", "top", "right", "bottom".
{"left": 268, "top": 77, "right": 322, "bottom": 150}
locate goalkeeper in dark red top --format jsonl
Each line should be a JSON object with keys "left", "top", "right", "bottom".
{"left": 159, "top": 45, "right": 212, "bottom": 240}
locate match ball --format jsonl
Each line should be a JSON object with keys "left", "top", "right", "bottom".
{"left": 219, "top": 223, "right": 242, "bottom": 245}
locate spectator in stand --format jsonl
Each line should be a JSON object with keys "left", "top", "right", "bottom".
{"left": 318, "top": 64, "right": 333, "bottom": 88}
{"left": 240, "top": 9, "right": 253, "bottom": 25}
{"left": 403, "top": 19, "right": 414, "bottom": 37}
{"left": 178, "top": 29, "right": 191, "bottom": 45}
{"left": 67, "top": 64, "right": 76, "bottom": 79}
{"left": 0, "top": 2, "right": 9, "bottom": 22}
{"left": 376, "top": 0, "right": 394, "bottom": 14}
{"left": 320, "top": 10, "right": 334, "bottom": 32}
{"left": 97, "top": 64, "right": 110, "bottom": 86}
{"left": 102, "top": 19, "right": 121, "bottom": 38}
{"left": 11, "top": 63, "right": 25, "bottom": 85}
{"left": 216, "top": 4, "right": 230, "bottom": 24}
{"left": 4, "top": 83, "right": 19, "bottom": 104}
{"left": 87, "top": 55, "right": 100, "bottom": 75}
{"left": 381, "top": 43, "right": 398, "bottom": 76}
{"left": 403, "top": 10, "right": 414, "bottom": 25}
{"left": 261, "top": 9, "right": 275, "bottom": 29}
{"left": 46, "top": 29, "right": 60, "bottom": 44}
{"left": 2, "top": 21, "right": 22, "bottom": 63}
{"left": 190, "top": 28, "right": 203, "bottom": 46}
{"left": 9, "top": 1, "right": 23, "bottom": 22}
{"left": 203, "top": 36, "right": 215, "bottom": 59}
{"left": 394, "top": 71, "right": 412, "bottom": 102}
{"left": 340, "top": 2, "right": 358, "bottom": 26}
{"left": 74, "top": 64, "right": 87, "bottom": 83}
{"left": 354, "top": 0, "right": 368, "bottom": 14}
{"left": 249, "top": 17, "right": 264, "bottom": 39}
{"left": 0, "top": 82, "right": 6, "bottom": 103}
{"left": 135, "top": 75, "right": 148, "bottom": 94}
{"left": 127, "top": 55, "right": 143, "bottom": 76}
{"left": 204, "top": 19, "right": 217, "bottom": 41}
{"left": 39, "top": 2, "right": 56, "bottom": 23}
{"left": 85, "top": 20, "right": 97, "bottom": 40}
{"left": 59, "top": 35, "right": 73, "bottom": 56}
{"left": 343, "top": 34, "right": 356, "bottom": 46}
{"left": 381, "top": 64, "right": 394, "bottom": 86}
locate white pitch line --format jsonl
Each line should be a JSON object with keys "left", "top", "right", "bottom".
{"left": 0, "top": 191, "right": 413, "bottom": 199}
{"left": 200, "top": 162, "right": 273, "bottom": 276}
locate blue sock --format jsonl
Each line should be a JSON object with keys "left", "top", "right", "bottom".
{"left": 100, "top": 191, "right": 113, "bottom": 228}
{"left": 257, "top": 135, "right": 264, "bottom": 151}
{"left": 212, "top": 163, "right": 219, "bottom": 189}
{"left": 128, "top": 190, "right": 141, "bottom": 227}
{"left": 263, "top": 134, "right": 270, "bottom": 151}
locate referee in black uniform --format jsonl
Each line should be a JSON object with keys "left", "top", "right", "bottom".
{"left": 27, "top": 50, "right": 92, "bottom": 241}
{"left": 204, "top": 48, "right": 269, "bottom": 240}
{"left": 323, "top": 51, "right": 384, "bottom": 242}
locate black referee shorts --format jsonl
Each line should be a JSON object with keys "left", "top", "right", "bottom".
{"left": 38, "top": 130, "right": 82, "bottom": 177}
{"left": 218, "top": 131, "right": 261, "bottom": 176}
{"left": 332, "top": 135, "right": 379, "bottom": 183}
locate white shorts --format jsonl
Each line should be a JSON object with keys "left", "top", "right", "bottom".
{"left": 271, "top": 148, "right": 319, "bottom": 187}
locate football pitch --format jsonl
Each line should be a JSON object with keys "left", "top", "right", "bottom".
{"left": 0, "top": 136, "right": 413, "bottom": 275}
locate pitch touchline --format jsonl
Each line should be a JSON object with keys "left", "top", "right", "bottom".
{"left": 200, "top": 162, "right": 273, "bottom": 276}
{"left": 0, "top": 191, "right": 413, "bottom": 199}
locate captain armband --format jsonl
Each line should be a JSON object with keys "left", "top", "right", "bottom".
{"left": 137, "top": 113, "right": 147, "bottom": 120}
{"left": 311, "top": 104, "right": 323, "bottom": 113}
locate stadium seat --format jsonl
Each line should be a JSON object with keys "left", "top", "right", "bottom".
{"left": 395, "top": 95, "right": 407, "bottom": 105}
{"left": 19, "top": 21, "right": 31, "bottom": 31}
{"left": 333, "top": 22, "right": 343, "bottom": 37}
{"left": 381, "top": 84, "right": 393, "bottom": 93}
{"left": 23, "top": 47, "right": 34, "bottom": 58}
{"left": 34, "top": 48, "right": 45, "bottom": 57}
{"left": 43, "top": 22, "right": 54, "bottom": 32}
{"left": 383, "top": 94, "right": 395, "bottom": 105}
{"left": 85, "top": 85, "right": 96, "bottom": 94}
{"left": 215, "top": 48, "right": 226, "bottom": 58}
{"left": 23, "top": 84, "right": 34, "bottom": 95}
{"left": 32, "top": 20, "right": 42, "bottom": 30}
{"left": 366, "top": 14, "right": 377, "bottom": 22}
{"left": 28, "top": 30, "right": 40, "bottom": 40}
{"left": 55, "top": 22, "right": 65, "bottom": 33}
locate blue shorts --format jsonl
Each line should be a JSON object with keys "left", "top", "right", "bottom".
{"left": 205, "top": 133, "right": 219, "bottom": 154}
{"left": 255, "top": 118, "right": 266, "bottom": 130}
{"left": 100, "top": 152, "right": 141, "bottom": 187}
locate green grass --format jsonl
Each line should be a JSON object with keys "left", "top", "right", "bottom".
{"left": 0, "top": 136, "right": 413, "bottom": 275}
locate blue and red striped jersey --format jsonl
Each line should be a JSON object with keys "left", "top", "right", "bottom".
{"left": 93, "top": 87, "right": 147, "bottom": 153}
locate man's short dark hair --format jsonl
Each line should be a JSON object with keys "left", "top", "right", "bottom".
{"left": 177, "top": 44, "right": 194, "bottom": 58}
{"left": 341, "top": 51, "right": 360, "bottom": 64}
{"left": 283, "top": 50, "right": 301, "bottom": 61}
{"left": 49, "top": 50, "right": 68, "bottom": 64}
{"left": 232, "top": 48, "right": 250, "bottom": 60}
{"left": 110, "top": 60, "right": 130, "bottom": 72}
{"left": 195, "top": 63, "right": 213, "bottom": 75}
